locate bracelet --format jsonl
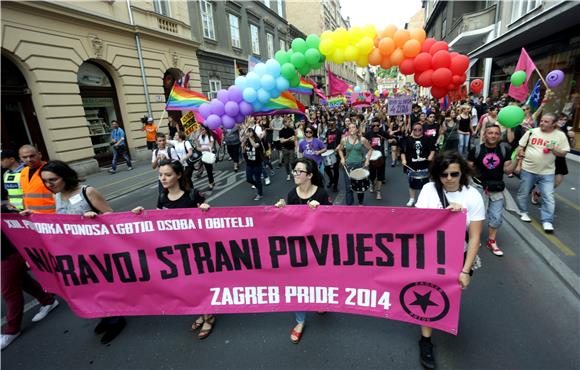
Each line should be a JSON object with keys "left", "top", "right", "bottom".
{"left": 461, "top": 271, "right": 470, "bottom": 275}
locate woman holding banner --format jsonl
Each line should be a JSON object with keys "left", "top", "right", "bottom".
{"left": 414, "top": 151, "right": 484, "bottom": 369}
{"left": 131, "top": 160, "right": 215, "bottom": 339}
{"left": 275, "top": 157, "right": 331, "bottom": 343}
{"left": 36, "top": 160, "right": 127, "bottom": 345}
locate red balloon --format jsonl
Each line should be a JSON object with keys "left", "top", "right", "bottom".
{"left": 470, "top": 79, "right": 483, "bottom": 93}
{"left": 413, "top": 52, "right": 432, "bottom": 73}
{"left": 431, "top": 86, "right": 448, "bottom": 99}
{"left": 417, "top": 69, "right": 434, "bottom": 87}
{"left": 414, "top": 72, "right": 422, "bottom": 85}
{"left": 432, "top": 50, "right": 451, "bottom": 69}
{"left": 452, "top": 73, "right": 467, "bottom": 85}
{"left": 421, "top": 38, "right": 436, "bottom": 53}
{"left": 450, "top": 54, "right": 470, "bottom": 75}
{"left": 432, "top": 68, "right": 453, "bottom": 87}
{"left": 449, "top": 52, "right": 459, "bottom": 58}
{"left": 429, "top": 41, "right": 448, "bottom": 55}
{"left": 448, "top": 83, "right": 456, "bottom": 90}
{"left": 399, "top": 58, "right": 415, "bottom": 75}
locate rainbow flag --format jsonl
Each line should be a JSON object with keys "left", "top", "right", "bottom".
{"left": 326, "top": 95, "right": 346, "bottom": 108}
{"left": 166, "top": 85, "right": 208, "bottom": 111}
{"left": 256, "top": 91, "right": 305, "bottom": 115}
{"left": 289, "top": 77, "right": 314, "bottom": 95}
{"left": 345, "top": 86, "right": 354, "bottom": 96}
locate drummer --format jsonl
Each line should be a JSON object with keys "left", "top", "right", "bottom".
{"left": 400, "top": 122, "right": 436, "bottom": 206}
{"left": 324, "top": 119, "right": 342, "bottom": 192}
{"left": 365, "top": 118, "right": 388, "bottom": 200}
{"left": 337, "top": 122, "right": 373, "bottom": 205}
{"left": 298, "top": 125, "right": 327, "bottom": 172}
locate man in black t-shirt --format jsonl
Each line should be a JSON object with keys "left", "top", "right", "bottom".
{"left": 401, "top": 123, "right": 435, "bottom": 207}
{"left": 422, "top": 112, "right": 439, "bottom": 147}
{"left": 279, "top": 117, "right": 297, "bottom": 181}
{"left": 410, "top": 104, "right": 422, "bottom": 125}
{"left": 324, "top": 119, "right": 342, "bottom": 192}
{"left": 468, "top": 123, "right": 515, "bottom": 257}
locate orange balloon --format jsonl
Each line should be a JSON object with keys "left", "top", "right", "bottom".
{"left": 403, "top": 39, "right": 421, "bottom": 58}
{"left": 374, "top": 37, "right": 380, "bottom": 48}
{"left": 390, "top": 48, "right": 405, "bottom": 66}
{"left": 379, "top": 37, "right": 395, "bottom": 56}
{"left": 379, "top": 24, "right": 398, "bottom": 39}
{"left": 380, "top": 58, "right": 392, "bottom": 70}
{"left": 393, "top": 29, "right": 410, "bottom": 48}
{"left": 368, "top": 48, "right": 382, "bottom": 66}
{"left": 409, "top": 28, "right": 426, "bottom": 43}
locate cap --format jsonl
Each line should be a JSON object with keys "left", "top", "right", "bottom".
{"left": 1, "top": 150, "right": 18, "bottom": 160}
{"left": 147, "top": 117, "right": 154, "bottom": 123}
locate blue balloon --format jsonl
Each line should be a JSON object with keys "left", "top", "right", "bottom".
{"left": 252, "top": 101, "right": 263, "bottom": 112}
{"left": 235, "top": 76, "right": 247, "bottom": 90}
{"left": 242, "top": 87, "right": 257, "bottom": 103}
{"left": 254, "top": 63, "right": 267, "bottom": 77}
{"left": 261, "top": 75, "right": 276, "bottom": 91}
{"left": 265, "top": 59, "right": 281, "bottom": 77}
{"left": 257, "top": 88, "right": 271, "bottom": 103}
{"left": 271, "top": 88, "right": 281, "bottom": 99}
{"left": 275, "top": 76, "right": 289, "bottom": 92}
{"left": 246, "top": 72, "right": 261, "bottom": 90}
{"left": 354, "top": 86, "right": 361, "bottom": 93}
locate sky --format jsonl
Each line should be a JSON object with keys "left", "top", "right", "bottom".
{"left": 340, "top": 0, "right": 424, "bottom": 30}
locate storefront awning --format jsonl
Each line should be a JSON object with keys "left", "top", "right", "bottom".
{"left": 448, "top": 25, "right": 494, "bottom": 55}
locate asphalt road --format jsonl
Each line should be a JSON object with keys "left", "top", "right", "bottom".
{"left": 2, "top": 156, "right": 579, "bottom": 369}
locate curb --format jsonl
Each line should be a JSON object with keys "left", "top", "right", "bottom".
{"left": 503, "top": 211, "right": 580, "bottom": 298}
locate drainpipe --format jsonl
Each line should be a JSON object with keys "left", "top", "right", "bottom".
{"left": 127, "top": 0, "right": 152, "bottom": 117}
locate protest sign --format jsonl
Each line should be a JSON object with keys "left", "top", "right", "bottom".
{"left": 1, "top": 206, "right": 466, "bottom": 334}
{"left": 180, "top": 111, "right": 200, "bottom": 135}
{"left": 387, "top": 96, "right": 413, "bottom": 116}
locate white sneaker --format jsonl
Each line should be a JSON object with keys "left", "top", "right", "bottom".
{"left": 1, "top": 332, "right": 20, "bottom": 350}
{"left": 542, "top": 222, "right": 554, "bottom": 233}
{"left": 286, "top": 175, "right": 291, "bottom": 181}
{"left": 251, "top": 185, "right": 256, "bottom": 189}
{"left": 31, "top": 299, "right": 59, "bottom": 322}
{"left": 406, "top": 198, "right": 415, "bottom": 207}
{"left": 265, "top": 178, "right": 271, "bottom": 186}
{"left": 253, "top": 194, "right": 263, "bottom": 201}
{"left": 520, "top": 213, "right": 532, "bottom": 222}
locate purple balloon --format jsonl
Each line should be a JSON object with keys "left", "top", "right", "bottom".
{"left": 546, "top": 70, "right": 564, "bottom": 89}
{"left": 235, "top": 114, "right": 245, "bottom": 123}
{"left": 205, "top": 114, "right": 222, "bottom": 130}
{"left": 209, "top": 99, "right": 225, "bottom": 116}
{"left": 222, "top": 115, "right": 236, "bottom": 129}
{"left": 239, "top": 101, "right": 254, "bottom": 115}
{"left": 217, "top": 89, "right": 229, "bottom": 103}
{"left": 199, "top": 102, "right": 212, "bottom": 119}
{"left": 224, "top": 101, "right": 240, "bottom": 117}
{"left": 228, "top": 85, "right": 243, "bottom": 103}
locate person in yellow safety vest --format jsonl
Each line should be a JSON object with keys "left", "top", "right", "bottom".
{"left": 18, "top": 145, "right": 55, "bottom": 214}
{"left": 1, "top": 150, "right": 25, "bottom": 210}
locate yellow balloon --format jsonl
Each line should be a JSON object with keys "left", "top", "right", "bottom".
{"left": 362, "top": 24, "right": 377, "bottom": 39}
{"left": 319, "top": 38, "right": 335, "bottom": 56}
{"left": 409, "top": 28, "right": 427, "bottom": 43}
{"left": 334, "top": 28, "right": 349, "bottom": 47}
{"left": 333, "top": 49, "right": 345, "bottom": 64}
{"left": 321, "top": 31, "right": 333, "bottom": 40}
{"left": 357, "top": 37, "right": 374, "bottom": 55}
{"left": 345, "top": 45, "right": 358, "bottom": 61}
{"left": 356, "top": 55, "right": 369, "bottom": 67}
{"left": 349, "top": 27, "right": 364, "bottom": 44}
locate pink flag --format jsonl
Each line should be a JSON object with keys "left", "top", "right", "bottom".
{"left": 508, "top": 48, "right": 537, "bottom": 102}
{"left": 328, "top": 69, "right": 350, "bottom": 96}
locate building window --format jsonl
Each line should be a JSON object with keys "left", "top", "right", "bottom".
{"left": 153, "top": 0, "right": 170, "bottom": 16}
{"left": 200, "top": 0, "right": 215, "bottom": 40}
{"left": 263, "top": 0, "right": 271, "bottom": 8}
{"left": 277, "top": 0, "right": 283, "bottom": 16}
{"left": 510, "top": 0, "right": 540, "bottom": 22}
{"left": 441, "top": 18, "right": 447, "bottom": 38}
{"left": 208, "top": 79, "right": 221, "bottom": 99}
{"left": 250, "top": 24, "right": 260, "bottom": 55}
{"left": 229, "top": 14, "right": 241, "bottom": 48}
{"left": 279, "top": 39, "right": 286, "bottom": 51}
{"left": 267, "top": 33, "right": 275, "bottom": 58}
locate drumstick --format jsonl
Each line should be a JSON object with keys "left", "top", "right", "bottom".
{"left": 403, "top": 163, "right": 415, "bottom": 172}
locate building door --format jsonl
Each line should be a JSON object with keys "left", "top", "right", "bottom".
{"left": 1, "top": 55, "right": 47, "bottom": 157}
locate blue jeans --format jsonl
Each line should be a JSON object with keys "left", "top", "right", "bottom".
{"left": 517, "top": 170, "right": 555, "bottom": 223}
{"left": 111, "top": 145, "right": 132, "bottom": 171}
{"left": 479, "top": 188, "right": 505, "bottom": 229}
{"left": 343, "top": 163, "right": 365, "bottom": 206}
{"left": 458, "top": 133, "right": 470, "bottom": 157}
{"left": 246, "top": 164, "right": 263, "bottom": 196}
{"left": 295, "top": 311, "right": 305, "bottom": 324}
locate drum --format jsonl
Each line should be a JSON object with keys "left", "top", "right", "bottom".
{"left": 349, "top": 168, "right": 371, "bottom": 193}
{"left": 322, "top": 150, "right": 337, "bottom": 166}
{"left": 369, "top": 150, "right": 384, "bottom": 168}
{"left": 409, "top": 169, "right": 429, "bottom": 179}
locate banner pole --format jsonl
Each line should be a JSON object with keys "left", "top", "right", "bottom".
{"left": 534, "top": 67, "right": 549, "bottom": 89}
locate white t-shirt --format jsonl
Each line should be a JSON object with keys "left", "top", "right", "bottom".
{"left": 151, "top": 147, "right": 179, "bottom": 164}
{"left": 198, "top": 135, "right": 214, "bottom": 152}
{"left": 415, "top": 182, "right": 485, "bottom": 228}
{"left": 168, "top": 140, "right": 193, "bottom": 166}
{"left": 470, "top": 107, "right": 478, "bottom": 128}
{"left": 271, "top": 117, "right": 283, "bottom": 141}
{"left": 519, "top": 128, "right": 570, "bottom": 175}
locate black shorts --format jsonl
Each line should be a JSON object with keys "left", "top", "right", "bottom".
{"left": 146, "top": 141, "right": 156, "bottom": 150}
{"left": 408, "top": 176, "right": 429, "bottom": 190}
{"left": 555, "top": 156, "right": 568, "bottom": 175}
{"left": 272, "top": 140, "right": 282, "bottom": 151}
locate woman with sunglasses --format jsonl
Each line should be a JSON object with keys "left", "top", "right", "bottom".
{"left": 401, "top": 122, "right": 435, "bottom": 207}
{"left": 37, "top": 160, "right": 127, "bottom": 345}
{"left": 131, "top": 160, "right": 215, "bottom": 339}
{"left": 337, "top": 122, "right": 373, "bottom": 206}
{"left": 275, "top": 157, "right": 331, "bottom": 343}
{"left": 298, "top": 125, "right": 327, "bottom": 172}
{"left": 413, "top": 151, "right": 484, "bottom": 369}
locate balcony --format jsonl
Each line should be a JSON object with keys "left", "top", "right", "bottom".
{"left": 446, "top": 5, "right": 496, "bottom": 54}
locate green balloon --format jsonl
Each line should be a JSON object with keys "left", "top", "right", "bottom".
{"left": 275, "top": 50, "right": 289, "bottom": 65}
{"left": 281, "top": 63, "right": 296, "bottom": 80}
{"left": 304, "top": 48, "right": 321, "bottom": 66}
{"left": 291, "top": 38, "right": 308, "bottom": 54}
{"left": 306, "top": 34, "right": 321, "bottom": 49}
{"left": 290, "top": 52, "right": 306, "bottom": 69}
{"left": 290, "top": 74, "right": 300, "bottom": 87}
{"left": 511, "top": 70, "right": 526, "bottom": 87}
{"left": 498, "top": 105, "right": 525, "bottom": 129}
{"left": 298, "top": 64, "right": 311, "bottom": 76}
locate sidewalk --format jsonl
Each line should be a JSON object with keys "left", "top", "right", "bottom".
{"left": 84, "top": 160, "right": 157, "bottom": 201}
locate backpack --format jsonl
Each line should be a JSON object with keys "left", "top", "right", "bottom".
{"left": 155, "top": 148, "right": 175, "bottom": 160}
{"left": 474, "top": 142, "right": 509, "bottom": 161}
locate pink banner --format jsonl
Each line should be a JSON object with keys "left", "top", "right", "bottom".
{"left": 508, "top": 48, "right": 537, "bottom": 102}
{"left": 1, "top": 206, "right": 466, "bottom": 334}
{"left": 328, "top": 69, "right": 350, "bottom": 96}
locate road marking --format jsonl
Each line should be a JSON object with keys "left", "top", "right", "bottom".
{"left": 555, "top": 193, "right": 580, "bottom": 212}
{"left": 529, "top": 218, "right": 576, "bottom": 256}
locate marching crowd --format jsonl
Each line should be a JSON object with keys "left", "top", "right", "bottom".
{"left": 1, "top": 90, "right": 575, "bottom": 369}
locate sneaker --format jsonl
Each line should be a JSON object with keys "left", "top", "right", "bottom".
{"left": 251, "top": 185, "right": 256, "bottom": 189}
{"left": 1, "top": 332, "right": 21, "bottom": 350}
{"left": 542, "top": 222, "right": 554, "bottom": 233}
{"left": 265, "top": 178, "right": 271, "bottom": 186}
{"left": 127, "top": 167, "right": 134, "bottom": 171}
{"left": 486, "top": 240, "right": 504, "bottom": 256}
{"left": 406, "top": 198, "right": 415, "bottom": 207}
{"left": 286, "top": 174, "right": 291, "bottom": 181}
{"left": 100, "top": 317, "right": 127, "bottom": 344}
{"left": 108, "top": 169, "right": 116, "bottom": 174}
{"left": 253, "top": 194, "right": 263, "bottom": 201}
{"left": 391, "top": 163, "right": 395, "bottom": 167}
{"left": 531, "top": 190, "right": 540, "bottom": 205}
{"left": 419, "top": 339, "right": 436, "bottom": 369}
{"left": 520, "top": 213, "right": 532, "bottom": 222}
{"left": 31, "top": 299, "right": 59, "bottom": 322}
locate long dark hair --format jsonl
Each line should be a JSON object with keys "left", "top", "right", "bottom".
{"left": 157, "top": 159, "right": 189, "bottom": 192}
{"left": 429, "top": 151, "right": 472, "bottom": 191}
{"left": 40, "top": 160, "right": 81, "bottom": 192}
{"left": 292, "top": 157, "right": 325, "bottom": 187}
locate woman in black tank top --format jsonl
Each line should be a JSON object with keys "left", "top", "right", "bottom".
{"left": 457, "top": 105, "right": 473, "bottom": 157}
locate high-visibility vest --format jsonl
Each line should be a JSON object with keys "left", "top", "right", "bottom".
{"left": 3, "top": 166, "right": 25, "bottom": 210}
{"left": 20, "top": 165, "right": 55, "bottom": 214}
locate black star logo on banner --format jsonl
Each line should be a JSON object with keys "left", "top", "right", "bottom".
{"left": 409, "top": 291, "right": 439, "bottom": 314}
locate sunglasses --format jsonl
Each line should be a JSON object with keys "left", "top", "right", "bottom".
{"left": 413, "top": 128, "right": 423, "bottom": 131}
{"left": 440, "top": 171, "right": 461, "bottom": 178}
{"left": 292, "top": 169, "right": 309, "bottom": 176}
{"left": 305, "top": 130, "right": 313, "bottom": 133}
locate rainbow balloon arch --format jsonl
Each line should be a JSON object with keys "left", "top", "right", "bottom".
{"left": 197, "top": 24, "right": 474, "bottom": 130}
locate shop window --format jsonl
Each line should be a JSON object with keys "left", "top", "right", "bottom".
{"left": 209, "top": 79, "right": 222, "bottom": 99}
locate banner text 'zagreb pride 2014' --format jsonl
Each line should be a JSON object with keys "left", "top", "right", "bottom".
{"left": 1, "top": 206, "right": 466, "bottom": 334}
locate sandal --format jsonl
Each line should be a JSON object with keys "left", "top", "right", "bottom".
{"left": 191, "top": 316, "right": 204, "bottom": 331}
{"left": 290, "top": 324, "right": 304, "bottom": 344}
{"left": 198, "top": 316, "right": 215, "bottom": 340}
